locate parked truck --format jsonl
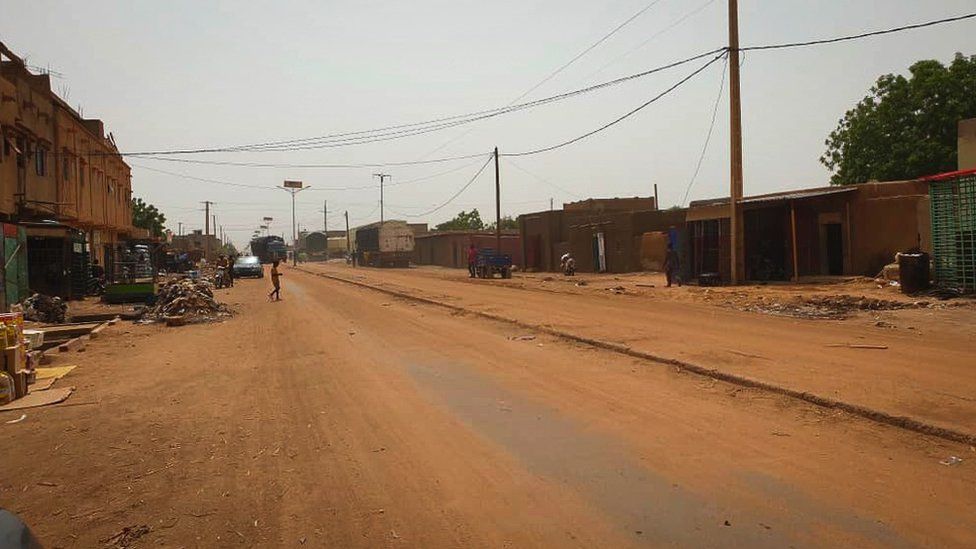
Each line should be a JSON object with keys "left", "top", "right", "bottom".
{"left": 250, "top": 235, "right": 287, "bottom": 264}
{"left": 354, "top": 221, "right": 414, "bottom": 268}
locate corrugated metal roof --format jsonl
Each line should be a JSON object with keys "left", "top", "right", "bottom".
{"left": 689, "top": 186, "right": 855, "bottom": 209}
{"left": 739, "top": 186, "right": 855, "bottom": 204}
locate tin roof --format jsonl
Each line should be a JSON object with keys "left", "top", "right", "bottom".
{"left": 689, "top": 186, "right": 856, "bottom": 208}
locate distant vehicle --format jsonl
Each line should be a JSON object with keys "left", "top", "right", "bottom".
{"left": 475, "top": 248, "right": 513, "bottom": 279}
{"left": 250, "top": 236, "right": 287, "bottom": 264}
{"left": 354, "top": 221, "right": 414, "bottom": 268}
{"left": 233, "top": 256, "right": 264, "bottom": 278}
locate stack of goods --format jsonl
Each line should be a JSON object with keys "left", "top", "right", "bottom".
{"left": 23, "top": 293, "right": 68, "bottom": 324}
{"left": 143, "top": 278, "right": 231, "bottom": 324}
{"left": 0, "top": 312, "right": 28, "bottom": 404}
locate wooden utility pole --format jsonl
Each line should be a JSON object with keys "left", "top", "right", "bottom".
{"left": 728, "top": 0, "right": 745, "bottom": 284}
{"left": 323, "top": 200, "right": 329, "bottom": 260}
{"left": 373, "top": 173, "right": 390, "bottom": 223}
{"left": 654, "top": 183, "right": 660, "bottom": 210}
{"left": 494, "top": 147, "right": 501, "bottom": 252}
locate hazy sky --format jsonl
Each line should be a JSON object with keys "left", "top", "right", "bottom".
{"left": 3, "top": 1, "right": 973, "bottom": 247}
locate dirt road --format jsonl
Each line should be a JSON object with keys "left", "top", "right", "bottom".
{"left": 2, "top": 266, "right": 974, "bottom": 547}
{"left": 300, "top": 263, "right": 976, "bottom": 438}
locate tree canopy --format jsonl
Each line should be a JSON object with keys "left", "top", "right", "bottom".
{"left": 821, "top": 53, "right": 976, "bottom": 185}
{"left": 486, "top": 215, "right": 518, "bottom": 231}
{"left": 435, "top": 209, "right": 484, "bottom": 231}
{"left": 131, "top": 197, "right": 167, "bottom": 237}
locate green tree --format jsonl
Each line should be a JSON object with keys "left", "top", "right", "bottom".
{"left": 821, "top": 53, "right": 976, "bottom": 185}
{"left": 131, "top": 197, "right": 167, "bottom": 237}
{"left": 486, "top": 215, "right": 518, "bottom": 231}
{"left": 435, "top": 209, "right": 485, "bottom": 231}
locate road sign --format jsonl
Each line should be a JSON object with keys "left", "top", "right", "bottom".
{"left": 283, "top": 180, "right": 303, "bottom": 189}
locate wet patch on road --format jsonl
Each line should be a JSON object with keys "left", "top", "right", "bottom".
{"left": 739, "top": 471, "right": 912, "bottom": 549}
{"left": 406, "top": 360, "right": 801, "bottom": 547}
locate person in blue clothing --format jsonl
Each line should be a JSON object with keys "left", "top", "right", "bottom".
{"left": 663, "top": 243, "right": 681, "bottom": 287}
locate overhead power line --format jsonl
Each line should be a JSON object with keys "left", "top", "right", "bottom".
{"left": 582, "top": 0, "right": 718, "bottom": 84}
{"left": 131, "top": 154, "right": 493, "bottom": 194}
{"left": 508, "top": 0, "right": 666, "bottom": 104}
{"left": 395, "top": 155, "right": 494, "bottom": 218}
{"left": 135, "top": 151, "right": 489, "bottom": 171}
{"left": 131, "top": 162, "right": 275, "bottom": 190}
{"left": 77, "top": 9, "right": 975, "bottom": 163}
{"left": 504, "top": 158, "right": 582, "bottom": 199}
{"left": 740, "top": 11, "right": 976, "bottom": 51}
{"left": 118, "top": 48, "right": 724, "bottom": 158}
{"left": 503, "top": 53, "right": 726, "bottom": 157}
{"left": 682, "top": 53, "right": 728, "bottom": 206}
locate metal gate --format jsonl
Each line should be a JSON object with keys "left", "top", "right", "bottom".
{"left": 929, "top": 173, "right": 976, "bottom": 291}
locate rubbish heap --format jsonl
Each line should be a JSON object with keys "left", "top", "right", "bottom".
{"left": 143, "top": 278, "right": 231, "bottom": 324}
{"left": 741, "top": 294, "right": 927, "bottom": 320}
{"left": 23, "top": 293, "right": 68, "bottom": 324}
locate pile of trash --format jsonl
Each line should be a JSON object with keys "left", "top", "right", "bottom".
{"left": 143, "top": 278, "right": 231, "bottom": 324}
{"left": 23, "top": 293, "right": 68, "bottom": 323}
{"left": 742, "top": 294, "right": 927, "bottom": 320}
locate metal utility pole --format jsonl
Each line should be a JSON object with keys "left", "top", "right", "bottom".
{"left": 373, "top": 173, "right": 391, "bottom": 223}
{"left": 494, "top": 147, "right": 501, "bottom": 252}
{"left": 728, "top": 0, "right": 745, "bottom": 284}
{"left": 203, "top": 201, "right": 213, "bottom": 260}
{"left": 280, "top": 181, "right": 309, "bottom": 266}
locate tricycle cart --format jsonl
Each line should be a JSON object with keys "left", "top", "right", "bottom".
{"left": 475, "top": 249, "right": 512, "bottom": 279}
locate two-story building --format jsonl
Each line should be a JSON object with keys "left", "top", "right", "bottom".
{"left": 1, "top": 40, "right": 133, "bottom": 300}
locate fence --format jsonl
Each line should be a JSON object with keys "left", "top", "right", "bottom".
{"left": 929, "top": 172, "right": 976, "bottom": 291}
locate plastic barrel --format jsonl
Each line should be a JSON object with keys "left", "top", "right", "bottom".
{"left": 898, "top": 252, "right": 930, "bottom": 294}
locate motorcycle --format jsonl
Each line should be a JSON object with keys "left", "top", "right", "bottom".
{"left": 86, "top": 275, "right": 106, "bottom": 296}
{"left": 561, "top": 255, "right": 576, "bottom": 276}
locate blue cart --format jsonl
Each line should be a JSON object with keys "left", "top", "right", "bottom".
{"left": 476, "top": 249, "right": 512, "bottom": 279}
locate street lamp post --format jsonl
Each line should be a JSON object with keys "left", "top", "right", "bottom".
{"left": 280, "top": 181, "right": 309, "bottom": 266}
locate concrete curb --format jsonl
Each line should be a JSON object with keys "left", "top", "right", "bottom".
{"left": 298, "top": 267, "right": 976, "bottom": 446}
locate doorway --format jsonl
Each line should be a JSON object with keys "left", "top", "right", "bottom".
{"left": 591, "top": 232, "right": 607, "bottom": 273}
{"left": 824, "top": 223, "right": 843, "bottom": 275}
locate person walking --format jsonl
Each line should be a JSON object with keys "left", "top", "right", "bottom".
{"left": 268, "top": 259, "right": 283, "bottom": 301}
{"left": 663, "top": 243, "right": 681, "bottom": 287}
{"left": 467, "top": 243, "right": 478, "bottom": 278}
{"left": 226, "top": 255, "right": 235, "bottom": 287}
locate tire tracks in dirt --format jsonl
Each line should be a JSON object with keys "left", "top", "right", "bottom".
{"left": 297, "top": 267, "right": 976, "bottom": 446}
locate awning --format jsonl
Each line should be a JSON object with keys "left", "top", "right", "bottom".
{"left": 739, "top": 186, "right": 855, "bottom": 205}
{"left": 687, "top": 187, "right": 856, "bottom": 221}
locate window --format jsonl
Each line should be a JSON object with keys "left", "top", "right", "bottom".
{"left": 34, "top": 146, "right": 47, "bottom": 176}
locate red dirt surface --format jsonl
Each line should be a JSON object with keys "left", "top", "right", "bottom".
{"left": 0, "top": 266, "right": 973, "bottom": 547}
